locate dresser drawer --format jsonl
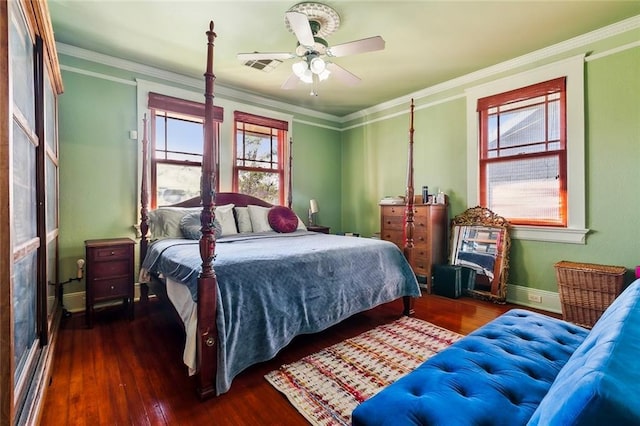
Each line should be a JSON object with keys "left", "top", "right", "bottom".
{"left": 381, "top": 229, "right": 403, "bottom": 246}
{"left": 413, "top": 250, "right": 432, "bottom": 276}
{"left": 413, "top": 233, "right": 428, "bottom": 247}
{"left": 89, "top": 245, "right": 131, "bottom": 262}
{"left": 382, "top": 215, "right": 404, "bottom": 231}
{"left": 92, "top": 277, "right": 131, "bottom": 300}
{"left": 381, "top": 206, "right": 404, "bottom": 217}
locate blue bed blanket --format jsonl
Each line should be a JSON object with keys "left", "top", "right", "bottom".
{"left": 142, "top": 231, "right": 420, "bottom": 394}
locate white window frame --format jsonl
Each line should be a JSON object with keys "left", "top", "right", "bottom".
{"left": 465, "top": 54, "right": 589, "bottom": 244}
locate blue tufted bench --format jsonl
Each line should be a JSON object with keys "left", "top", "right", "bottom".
{"left": 352, "top": 279, "right": 640, "bottom": 426}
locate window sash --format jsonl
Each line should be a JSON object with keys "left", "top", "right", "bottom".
{"left": 233, "top": 111, "right": 287, "bottom": 205}
{"left": 148, "top": 93, "right": 223, "bottom": 208}
{"left": 478, "top": 78, "right": 567, "bottom": 226}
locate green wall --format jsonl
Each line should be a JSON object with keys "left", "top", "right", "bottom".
{"left": 57, "top": 58, "right": 342, "bottom": 295}
{"left": 341, "top": 37, "right": 640, "bottom": 293}
{"left": 58, "top": 23, "right": 639, "bottom": 301}
{"left": 58, "top": 71, "right": 139, "bottom": 294}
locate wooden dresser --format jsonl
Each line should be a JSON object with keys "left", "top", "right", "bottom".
{"left": 380, "top": 204, "right": 448, "bottom": 291}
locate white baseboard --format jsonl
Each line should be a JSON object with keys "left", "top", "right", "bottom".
{"left": 506, "top": 283, "right": 562, "bottom": 314}
{"left": 62, "top": 283, "right": 144, "bottom": 313}
{"left": 63, "top": 283, "right": 561, "bottom": 315}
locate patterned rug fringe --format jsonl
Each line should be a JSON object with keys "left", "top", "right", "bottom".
{"left": 265, "top": 316, "right": 462, "bottom": 426}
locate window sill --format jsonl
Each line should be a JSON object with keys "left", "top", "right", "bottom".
{"left": 511, "top": 225, "right": 589, "bottom": 244}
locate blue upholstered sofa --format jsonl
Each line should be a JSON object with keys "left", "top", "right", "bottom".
{"left": 352, "top": 279, "right": 640, "bottom": 426}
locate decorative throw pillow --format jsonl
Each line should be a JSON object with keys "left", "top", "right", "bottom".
{"left": 234, "top": 206, "right": 253, "bottom": 233}
{"left": 148, "top": 207, "right": 201, "bottom": 239}
{"left": 247, "top": 205, "right": 273, "bottom": 233}
{"left": 179, "top": 211, "right": 222, "bottom": 240}
{"left": 268, "top": 206, "right": 299, "bottom": 233}
{"left": 215, "top": 204, "right": 238, "bottom": 236}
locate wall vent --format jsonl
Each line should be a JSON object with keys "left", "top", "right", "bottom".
{"left": 243, "top": 58, "right": 282, "bottom": 72}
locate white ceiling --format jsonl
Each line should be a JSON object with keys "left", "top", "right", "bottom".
{"left": 48, "top": 1, "right": 640, "bottom": 117}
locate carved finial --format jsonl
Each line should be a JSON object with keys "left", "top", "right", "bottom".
{"left": 207, "top": 21, "right": 216, "bottom": 40}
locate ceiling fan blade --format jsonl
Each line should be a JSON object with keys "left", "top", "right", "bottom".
{"left": 327, "top": 36, "right": 385, "bottom": 57}
{"left": 281, "top": 73, "right": 300, "bottom": 90}
{"left": 237, "top": 52, "right": 295, "bottom": 61}
{"left": 326, "top": 63, "right": 361, "bottom": 86}
{"left": 285, "top": 11, "right": 315, "bottom": 48}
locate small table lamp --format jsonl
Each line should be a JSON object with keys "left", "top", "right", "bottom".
{"left": 308, "top": 199, "right": 319, "bottom": 226}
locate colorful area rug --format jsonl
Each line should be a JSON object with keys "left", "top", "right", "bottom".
{"left": 265, "top": 316, "right": 463, "bottom": 426}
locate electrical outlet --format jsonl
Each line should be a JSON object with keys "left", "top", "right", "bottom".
{"left": 527, "top": 293, "right": 542, "bottom": 303}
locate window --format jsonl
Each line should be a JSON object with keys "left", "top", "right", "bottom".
{"left": 466, "top": 55, "right": 587, "bottom": 244}
{"left": 478, "top": 78, "right": 566, "bottom": 226}
{"left": 148, "top": 92, "right": 222, "bottom": 207}
{"left": 233, "top": 111, "right": 288, "bottom": 205}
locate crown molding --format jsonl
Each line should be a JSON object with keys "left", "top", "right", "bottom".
{"left": 341, "top": 14, "right": 640, "bottom": 123}
{"left": 55, "top": 42, "right": 342, "bottom": 124}
{"left": 56, "top": 14, "right": 638, "bottom": 126}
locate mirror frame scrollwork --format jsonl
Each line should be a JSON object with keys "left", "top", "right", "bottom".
{"left": 450, "top": 206, "right": 510, "bottom": 302}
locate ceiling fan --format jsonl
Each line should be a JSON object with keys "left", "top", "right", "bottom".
{"left": 237, "top": 2, "right": 385, "bottom": 96}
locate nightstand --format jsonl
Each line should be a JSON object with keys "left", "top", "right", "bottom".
{"left": 85, "top": 237, "right": 135, "bottom": 328}
{"left": 308, "top": 225, "right": 330, "bottom": 234}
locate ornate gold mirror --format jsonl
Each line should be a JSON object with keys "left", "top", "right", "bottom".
{"left": 450, "top": 206, "right": 510, "bottom": 302}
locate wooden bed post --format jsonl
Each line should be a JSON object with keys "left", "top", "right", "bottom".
{"left": 196, "top": 20, "right": 219, "bottom": 400}
{"left": 288, "top": 136, "right": 293, "bottom": 209}
{"left": 403, "top": 99, "right": 416, "bottom": 316}
{"left": 139, "top": 114, "right": 150, "bottom": 303}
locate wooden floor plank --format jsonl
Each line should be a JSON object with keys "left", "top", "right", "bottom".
{"left": 40, "top": 294, "right": 553, "bottom": 425}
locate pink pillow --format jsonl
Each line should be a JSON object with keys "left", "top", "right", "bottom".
{"left": 268, "top": 206, "right": 298, "bottom": 233}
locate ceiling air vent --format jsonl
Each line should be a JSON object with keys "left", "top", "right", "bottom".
{"left": 243, "top": 58, "right": 282, "bottom": 72}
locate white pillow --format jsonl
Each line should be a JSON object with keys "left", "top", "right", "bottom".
{"left": 247, "top": 205, "right": 273, "bottom": 233}
{"left": 234, "top": 206, "right": 253, "bottom": 233}
{"left": 215, "top": 204, "right": 238, "bottom": 236}
{"left": 297, "top": 216, "right": 307, "bottom": 231}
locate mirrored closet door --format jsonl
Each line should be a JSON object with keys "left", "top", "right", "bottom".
{"left": 1, "top": 0, "right": 63, "bottom": 424}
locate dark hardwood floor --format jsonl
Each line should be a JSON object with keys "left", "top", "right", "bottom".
{"left": 39, "top": 293, "right": 550, "bottom": 425}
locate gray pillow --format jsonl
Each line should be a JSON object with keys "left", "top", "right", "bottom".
{"left": 180, "top": 211, "right": 222, "bottom": 240}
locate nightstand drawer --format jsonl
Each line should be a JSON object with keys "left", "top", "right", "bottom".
{"left": 89, "top": 245, "right": 131, "bottom": 262}
{"left": 92, "top": 277, "right": 131, "bottom": 300}
{"left": 92, "top": 259, "right": 130, "bottom": 278}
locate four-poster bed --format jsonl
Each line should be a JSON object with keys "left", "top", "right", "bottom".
{"left": 138, "top": 22, "right": 421, "bottom": 400}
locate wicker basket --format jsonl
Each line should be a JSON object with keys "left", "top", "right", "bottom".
{"left": 555, "top": 261, "right": 626, "bottom": 328}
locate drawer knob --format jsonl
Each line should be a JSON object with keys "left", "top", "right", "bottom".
{"left": 110, "top": 251, "right": 115, "bottom": 255}
{"left": 110, "top": 285, "right": 115, "bottom": 290}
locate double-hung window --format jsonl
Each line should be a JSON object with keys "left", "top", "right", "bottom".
{"left": 478, "top": 78, "right": 567, "bottom": 226}
{"left": 148, "top": 92, "right": 222, "bottom": 207}
{"left": 466, "top": 55, "right": 587, "bottom": 244}
{"left": 233, "top": 111, "right": 288, "bottom": 205}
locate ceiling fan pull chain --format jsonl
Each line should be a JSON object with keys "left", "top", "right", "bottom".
{"left": 311, "top": 73, "right": 319, "bottom": 96}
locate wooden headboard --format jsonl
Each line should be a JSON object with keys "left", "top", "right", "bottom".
{"left": 169, "top": 192, "right": 273, "bottom": 209}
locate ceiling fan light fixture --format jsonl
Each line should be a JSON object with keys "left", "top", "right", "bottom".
{"left": 309, "top": 57, "right": 326, "bottom": 74}
{"left": 318, "top": 68, "right": 331, "bottom": 81}
{"left": 300, "top": 69, "right": 313, "bottom": 84}
{"left": 292, "top": 60, "right": 308, "bottom": 77}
